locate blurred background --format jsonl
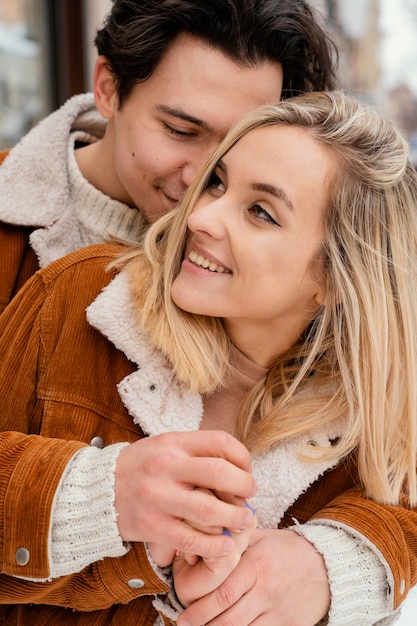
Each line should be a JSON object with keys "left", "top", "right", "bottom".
{"left": 1, "top": 0, "right": 417, "bottom": 162}
{"left": 0, "top": 0, "right": 111, "bottom": 150}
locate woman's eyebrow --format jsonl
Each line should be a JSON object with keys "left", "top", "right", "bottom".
{"left": 250, "top": 182, "right": 294, "bottom": 212}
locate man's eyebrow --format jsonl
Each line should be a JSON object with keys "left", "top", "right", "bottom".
{"left": 251, "top": 183, "right": 294, "bottom": 212}
{"left": 156, "top": 104, "right": 213, "bottom": 133}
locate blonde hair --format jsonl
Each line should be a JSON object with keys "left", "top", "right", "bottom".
{"left": 117, "top": 91, "right": 417, "bottom": 506}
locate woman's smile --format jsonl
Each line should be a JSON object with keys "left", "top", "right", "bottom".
{"left": 188, "top": 249, "right": 230, "bottom": 274}
{"left": 171, "top": 124, "right": 333, "bottom": 364}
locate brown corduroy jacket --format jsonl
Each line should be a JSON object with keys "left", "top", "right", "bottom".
{"left": 0, "top": 244, "right": 416, "bottom": 624}
{"left": 0, "top": 149, "right": 40, "bottom": 316}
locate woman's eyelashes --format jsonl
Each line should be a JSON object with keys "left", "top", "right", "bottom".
{"left": 207, "top": 170, "right": 226, "bottom": 192}
{"left": 248, "top": 204, "right": 281, "bottom": 226}
{"left": 205, "top": 169, "right": 281, "bottom": 226}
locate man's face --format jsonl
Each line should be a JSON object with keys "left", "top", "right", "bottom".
{"left": 96, "top": 33, "right": 283, "bottom": 223}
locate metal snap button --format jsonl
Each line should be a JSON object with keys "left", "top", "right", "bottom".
{"left": 90, "top": 436, "right": 105, "bottom": 448}
{"left": 127, "top": 578, "right": 145, "bottom": 589}
{"left": 15, "top": 547, "right": 30, "bottom": 566}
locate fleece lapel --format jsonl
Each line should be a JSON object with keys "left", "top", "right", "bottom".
{"left": 250, "top": 418, "right": 345, "bottom": 528}
{"left": 0, "top": 94, "right": 99, "bottom": 228}
{"left": 87, "top": 270, "right": 345, "bottom": 528}
{"left": 0, "top": 94, "right": 107, "bottom": 267}
{"left": 86, "top": 271, "right": 203, "bottom": 435}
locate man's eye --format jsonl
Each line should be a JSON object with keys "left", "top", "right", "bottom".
{"left": 207, "top": 171, "right": 225, "bottom": 192}
{"left": 249, "top": 205, "right": 281, "bottom": 226}
{"left": 164, "top": 124, "right": 196, "bottom": 138}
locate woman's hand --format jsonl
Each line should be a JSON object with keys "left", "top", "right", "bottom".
{"left": 173, "top": 502, "right": 257, "bottom": 607}
{"left": 148, "top": 488, "right": 255, "bottom": 572}
{"left": 177, "top": 527, "right": 330, "bottom": 626}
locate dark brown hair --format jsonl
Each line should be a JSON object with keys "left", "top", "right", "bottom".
{"left": 95, "top": 0, "right": 337, "bottom": 106}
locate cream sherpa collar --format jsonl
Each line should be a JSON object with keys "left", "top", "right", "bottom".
{"left": 87, "top": 271, "right": 346, "bottom": 529}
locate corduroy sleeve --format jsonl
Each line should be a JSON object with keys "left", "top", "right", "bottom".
{"left": 309, "top": 488, "right": 417, "bottom": 610}
{"left": 0, "top": 252, "right": 170, "bottom": 609}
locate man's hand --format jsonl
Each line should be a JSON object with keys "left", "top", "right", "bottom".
{"left": 114, "top": 431, "right": 257, "bottom": 559}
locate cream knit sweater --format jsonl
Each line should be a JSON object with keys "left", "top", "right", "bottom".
{"left": 0, "top": 93, "right": 146, "bottom": 267}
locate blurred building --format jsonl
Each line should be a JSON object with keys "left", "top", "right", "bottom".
{"left": 0, "top": 0, "right": 109, "bottom": 150}
{"left": 311, "top": 0, "right": 380, "bottom": 100}
{"left": 311, "top": 0, "right": 417, "bottom": 162}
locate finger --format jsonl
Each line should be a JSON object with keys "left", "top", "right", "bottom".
{"left": 174, "top": 430, "right": 253, "bottom": 473}
{"left": 229, "top": 501, "right": 256, "bottom": 533}
{"left": 153, "top": 516, "right": 237, "bottom": 559}
{"left": 185, "top": 488, "right": 224, "bottom": 535}
{"left": 227, "top": 513, "right": 257, "bottom": 553}
{"left": 181, "top": 553, "right": 199, "bottom": 566}
{"left": 208, "top": 598, "right": 264, "bottom": 626}
{"left": 139, "top": 463, "right": 256, "bottom": 532}
{"left": 169, "top": 455, "right": 257, "bottom": 500}
{"left": 167, "top": 486, "right": 256, "bottom": 533}
{"left": 212, "top": 489, "right": 246, "bottom": 506}
{"left": 178, "top": 558, "right": 256, "bottom": 625}
{"left": 139, "top": 446, "right": 257, "bottom": 508}
{"left": 147, "top": 542, "right": 176, "bottom": 567}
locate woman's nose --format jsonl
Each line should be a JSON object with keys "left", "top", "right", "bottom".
{"left": 188, "top": 197, "right": 230, "bottom": 239}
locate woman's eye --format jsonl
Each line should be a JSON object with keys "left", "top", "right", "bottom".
{"left": 249, "top": 205, "right": 281, "bottom": 226}
{"left": 207, "top": 171, "right": 226, "bottom": 192}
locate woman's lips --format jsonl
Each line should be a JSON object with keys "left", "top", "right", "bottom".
{"left": 188, "top": 249, "right": 231, "bottom": 273}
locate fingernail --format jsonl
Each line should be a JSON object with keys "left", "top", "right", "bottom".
{"left": 223, "top": 539, "right": 233, "bottom": 552}
{"left": 244, "top": 502, "right": 256, "bottom": 516}
{"left": 241, "top": 502, "right": 256, "bottom": 527}
{"left": 222, "top": 528, "right": 232, "bottom": 537}
{"left": 178, "top": 620, "right": 191, "bottom": 626}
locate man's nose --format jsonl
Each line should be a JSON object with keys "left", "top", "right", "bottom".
{"left": 181, "top": 142, "right": 217, "bottom": 187}
{"left": 181, "top": 161, "right": 201, "bottom": 187}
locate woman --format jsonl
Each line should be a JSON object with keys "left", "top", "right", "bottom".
{"left": 0, "top": 91, "right": 416, "bottom": 625}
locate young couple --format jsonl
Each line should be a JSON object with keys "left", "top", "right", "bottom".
{"left": 1, "top": 89, "right": 417, "bottom": 624}
{"left": 1, "top": 2, "right": 416, "bottom": 626}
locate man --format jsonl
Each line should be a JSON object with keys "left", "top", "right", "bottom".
{"left": 0, "top": 2, "right": 338, "bottom": 624}
{"left": 0, "top": 0, "right": 336, "bottom": 313}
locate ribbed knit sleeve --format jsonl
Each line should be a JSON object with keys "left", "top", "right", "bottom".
{"left": 48, "top": 442, "right": 130, "bottom": 578}
{"left": 291, "top": 521, "right": 397, "bottom": 625}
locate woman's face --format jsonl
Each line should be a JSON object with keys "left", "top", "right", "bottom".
{"left": 171, "top": 124, "right": 335, "bottom": 366}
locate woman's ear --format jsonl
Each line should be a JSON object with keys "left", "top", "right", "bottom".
{"left": 315, "top": 280, "right": 340, "bottom": 307}
{"left": 314, "top": 284, "right": 328, "bottom": 307}
{"left": 312, "top": 258, "right": 330, "bottom": 307}
{"left": 93, "top": 55, "right": 118, "bottom": 119}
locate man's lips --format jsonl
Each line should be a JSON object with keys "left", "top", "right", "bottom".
{"left": 161, "top": 188, "right": 183, "bottom": 205}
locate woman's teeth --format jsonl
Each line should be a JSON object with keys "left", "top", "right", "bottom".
{"left": 189, "top": 250, "right": 226, "bottom": 273}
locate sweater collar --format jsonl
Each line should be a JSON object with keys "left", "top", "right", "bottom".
{"left": 0, "top": 93, "right": 100, "bottom": 228}
{"left": 0, "top": 93, "right": 146, "bottom": 267}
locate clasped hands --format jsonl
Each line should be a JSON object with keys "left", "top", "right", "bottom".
{"left": 114, "top": 430, "right": 330, "bottom": 625}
